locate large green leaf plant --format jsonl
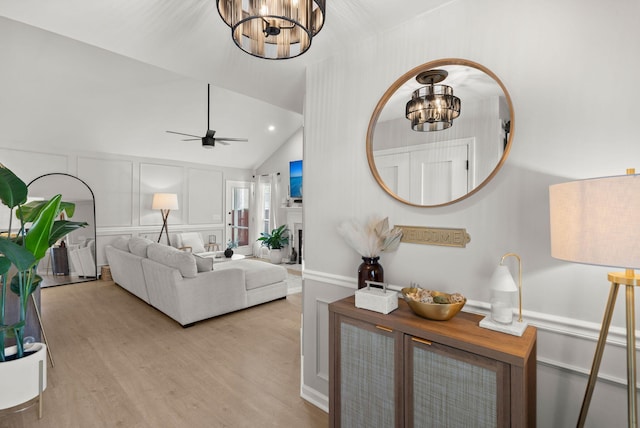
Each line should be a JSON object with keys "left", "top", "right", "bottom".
{"left": 0, "top": 165, "right": 87, "bottom": 361}
{"left": 257, "top": 224, "right": 289, "bottom": 250}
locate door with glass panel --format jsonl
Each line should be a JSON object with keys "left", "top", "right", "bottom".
{"left": 226, "top": 180, "right": 251, "bottom": 255}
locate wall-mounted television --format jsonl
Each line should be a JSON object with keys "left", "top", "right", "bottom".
{"left": 289, "top": 160, "right": 303, "bottom": 201}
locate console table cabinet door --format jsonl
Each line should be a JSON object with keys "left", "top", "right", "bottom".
{"left": 331, "top": 316, "right": 404, "bottom": 428}
{"left": 406, "top": 336, "right": 510, "bottom": 428}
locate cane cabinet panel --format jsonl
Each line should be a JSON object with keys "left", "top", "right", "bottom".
{"left": 329, "top": 295, "right": 536, "bottom": 428}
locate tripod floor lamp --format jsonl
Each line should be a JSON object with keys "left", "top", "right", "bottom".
{"left": 549, "top": 169, "right": 640, "bottom": 427}
{"left": 152, "top": 193, "right": 178, "bottom": 246}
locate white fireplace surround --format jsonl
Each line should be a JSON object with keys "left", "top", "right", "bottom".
{"left": 284, "top": 207, "right": 302, "bottom": 262}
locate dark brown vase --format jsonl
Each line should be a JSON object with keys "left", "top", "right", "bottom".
{"left": 357, "top": 256, "right": 383, "bottom": 289}
{"left": 224, "top": 248, "right": 234, "bottom": 258}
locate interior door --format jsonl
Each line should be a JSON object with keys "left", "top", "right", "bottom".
{"left": 226, "top": 180, "right": 252, "bottom": 255}
{"left": 410, "top": 144, "right": 469, "bottom": 205}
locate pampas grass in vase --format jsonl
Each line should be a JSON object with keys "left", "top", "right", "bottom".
{"left": 338, "top": 216, "right": 403, "bottom": 289}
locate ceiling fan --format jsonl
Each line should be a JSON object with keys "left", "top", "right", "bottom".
{"left": 166, "top": 83, "right": 248, "bottom": 149}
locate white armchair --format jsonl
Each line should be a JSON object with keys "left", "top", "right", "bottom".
{"left": 68, "top": 239, "right": 96, "bottom": 277}
{"left": 174, "top": 232, "right": 219, "bottom": 257}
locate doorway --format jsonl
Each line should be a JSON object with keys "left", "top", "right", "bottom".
{"left": 226, "top": 180, "right": 252, "bottom": 256}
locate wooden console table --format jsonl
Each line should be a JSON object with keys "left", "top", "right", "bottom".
{"left": 329, "top": 295, "right": 537, "bottom": 428}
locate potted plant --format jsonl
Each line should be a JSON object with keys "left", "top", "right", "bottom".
{"left": 257, "top": 224, "right": 289, "bottom": 264}
{"left": 0, "top": 165, "right": 87, "bottom": 413}
{"left": 224, "top": 240, "right": 237, "bottom": 258}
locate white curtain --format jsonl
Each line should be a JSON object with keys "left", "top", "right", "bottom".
{"left": 269, "top": 172, "right": 280, "bottom": 230}
{"left": 252, "top": 175, "right": 266, "bottom": 256}
{"left": 252, "top": 173, "right": 280, "bottom": 256}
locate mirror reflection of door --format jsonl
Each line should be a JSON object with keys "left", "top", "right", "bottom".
{"left": 226, "top": 180, "right": 251, "bottom": 255}
{"left": 375, "top": 138, "right": 472, "bottom": 205}
{"left": 28, "top": 173, "right": 97, "bottom": 287}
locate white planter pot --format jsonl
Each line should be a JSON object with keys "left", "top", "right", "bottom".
{"left": 269, "top": 249, "right": 283, "bottom": 264}
{"left": 0, "top": 343, "right": 47, "bottom": 411}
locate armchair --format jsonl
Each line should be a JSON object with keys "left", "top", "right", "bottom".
{"left": 68, "top": 239, "right": 96, "bottom": 277}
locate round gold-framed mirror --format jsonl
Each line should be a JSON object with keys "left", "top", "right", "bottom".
{"left": 366, "top": 58, "right": 514, "bottom": 207}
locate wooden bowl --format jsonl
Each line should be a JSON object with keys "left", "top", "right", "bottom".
{"left": 401, "top": 288, "right": 466, "bottom": 321}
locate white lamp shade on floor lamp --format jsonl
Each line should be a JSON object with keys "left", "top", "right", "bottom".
{"left": 550, "top": 173, "right": 640, "bottom": 269}
{"left": 152, "top": 193, "right": 179, "bottom": 246}
{"left": 152, "top": 193, "right": 179, "bottom": 211}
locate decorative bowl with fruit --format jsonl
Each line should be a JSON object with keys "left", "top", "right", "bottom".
{"left": 401, "top": 287, "right": 466, "bottom": 321}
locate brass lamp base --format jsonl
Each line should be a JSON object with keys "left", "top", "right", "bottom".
{"left": 578, "top": 270, "right": 640, "bottom": 428}
{"left": 479, "top": 317, "right": 528, "bottom": 337}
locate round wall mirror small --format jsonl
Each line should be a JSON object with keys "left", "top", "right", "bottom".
{"left": 366, "top": 58, "right": 514, "bottom": 207}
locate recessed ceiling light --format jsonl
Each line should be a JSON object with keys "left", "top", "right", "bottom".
{"left": 268, "top": 125, "right": 276, "bottom": 132}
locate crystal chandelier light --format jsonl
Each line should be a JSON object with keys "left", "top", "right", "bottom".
{"left": 405, "top": 70, "right": 461, "bottom": 132}
{"left": 217, "top": 0, "right": 326, "bottom": 60}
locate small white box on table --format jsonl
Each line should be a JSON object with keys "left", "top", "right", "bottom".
{"left": 355, "top": 281, "right": 398, "bottom": 314}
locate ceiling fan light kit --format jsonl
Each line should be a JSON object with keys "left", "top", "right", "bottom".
{"left": 166, "top": 84, "right": 248, "bottom": 149}
{"left": 217, "top": 0, "right": 326, "bottom": 60}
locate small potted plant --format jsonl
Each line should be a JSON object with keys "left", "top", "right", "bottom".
{"left": 257, "top": 224, "right": 289, "bottom": 264}
{"left": 0, "top": 165, "right": 87, "bottom": 413}
{"left": 224, "top": 240, "right": 237, "bottom": 258}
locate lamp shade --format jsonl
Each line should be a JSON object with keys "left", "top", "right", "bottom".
{"left": 490, "top": 265, "right": 518, "bottom": 292}
{"left": 152, "top": 193, "right": 179, "bottom": 211}
{"left": 549, "top": 173, "right": 640, "bottom": 269}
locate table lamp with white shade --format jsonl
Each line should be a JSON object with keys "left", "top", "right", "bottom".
{"left": 549, "top": 169, "right": 640, "bottom": 428}
{"left": 152, "top": 193, "right": 179, "bottom": 246}
{"left": 479, "top": 252, "right": 528, "bottom": 336}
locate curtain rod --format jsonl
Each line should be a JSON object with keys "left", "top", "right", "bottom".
{"left": 252, "top": 172, "right": 280, "bottom": 178}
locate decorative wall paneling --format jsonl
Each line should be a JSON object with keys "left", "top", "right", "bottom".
{"left": 139, "top": 163, "right": 184, "bottom": 226}
{"left": 187, "top": 168, "right": 224, "bottom": 224}
{"left": 77, "top": 157, "right": 134, "bottom": 227}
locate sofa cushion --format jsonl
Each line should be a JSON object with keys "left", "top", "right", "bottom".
{"left": 147, "top": 243, "right": 197, "bottom": 278}
{"left": 129, "top": 237, "right": 153, "bottom": 257}
{"left": 111, "top": 237, "right": 131, "bottom": 252}
{"left": 228, "top": 259, "right": 286, "bottom": 290}
{"left": 194, "top": 254, "right": 214, "bottom": 272}
{"left": 178, "top": 232, "right": 206, "bottom": 254}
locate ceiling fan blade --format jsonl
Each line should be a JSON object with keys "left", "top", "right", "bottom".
{"left": 216, "top": 140, "right": 231, "bottom": 146}
{"left": 215, "top": 137, "right": 249, "bottom": 142}
{"left": 182, "top": 138, "right": 200, "bottom": 141}
{"left": 167, "top": 130, "right": 201, "bottom": 138}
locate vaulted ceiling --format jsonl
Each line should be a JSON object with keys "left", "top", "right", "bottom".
{"left": 0, "top": 0, "right": 451, "bottom": 169}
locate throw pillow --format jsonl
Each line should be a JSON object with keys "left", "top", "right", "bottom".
{"left": 179, "top": 232, "right": 206, "bottom": 254}
{"left": 111, "top": 236, "right": 131, "bottom": 252}
{"left": 193, "top": 254, "right": 214, "bottom": 272}
{"left": 129, "top": 237, "right": 153, "bottom": 257}
{"left": 147, "top": 243, "right": 197, "bottom": 278}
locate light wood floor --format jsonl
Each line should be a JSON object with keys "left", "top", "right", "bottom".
{"left": 0, "top": 280, "right": 328, "bottom": 428}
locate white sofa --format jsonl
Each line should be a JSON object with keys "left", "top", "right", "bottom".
{"left": 105, "top": 237, "right": 288, "bottom": 326}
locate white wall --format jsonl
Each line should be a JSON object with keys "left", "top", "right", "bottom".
{"left": 301, "top": 0, "right": 640, "bottom": 426}
{"left": 256, "top": 127, "right": 304, "bottom": 225}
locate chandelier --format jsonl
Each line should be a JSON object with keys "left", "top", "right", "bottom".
{"left": 217, "top": 0, "right": 326, "bottom": 60}
{"left": 405, "top": 70, "right": 461, "bottom": 132}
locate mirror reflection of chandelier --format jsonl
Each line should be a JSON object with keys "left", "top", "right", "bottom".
{"left": 217, "top": 0, "right": 326, "bottom": 60}
{"left": 405, "top": 70, "right": 461, "bottom": 132}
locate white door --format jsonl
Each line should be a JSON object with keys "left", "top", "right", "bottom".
{"left": 374, "top": 152, "right": 411, "bottom": 199}
{"left": 226, "top": 180, "right": 252, "bottom": 255}
{"left": 410, "top": 144, "right": 469, "bottom": 205}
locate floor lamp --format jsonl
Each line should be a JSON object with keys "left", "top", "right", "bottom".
{"left": 152, "top": 193, "right": 178, "bottom": 246}
{"left": 549, "top": 169, "right": 640, "bottom": 427}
